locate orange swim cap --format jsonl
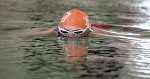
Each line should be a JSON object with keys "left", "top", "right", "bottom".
{"left": 59, "top": 9, "right": 90, "bottom": 30}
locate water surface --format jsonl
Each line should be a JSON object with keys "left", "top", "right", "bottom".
{"left": 0, "top": 0, "right": 150, "bottom": 79}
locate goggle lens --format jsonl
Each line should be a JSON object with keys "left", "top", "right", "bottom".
{"left": 73, "top": 30, "right": 84, "bottom": 34}
{"left": 58, "top": 27, "right": 86, "bottom": 35}
{"left": 60, "top": 29, "right": 69, "bottom": 34}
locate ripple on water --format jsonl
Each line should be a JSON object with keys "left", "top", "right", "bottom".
{"left": 126, "top": 38, "right": 150, "bottom": 79}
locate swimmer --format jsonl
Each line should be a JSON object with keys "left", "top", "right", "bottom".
{"left": 22, "top": 9, "right": 113, "bottom": 38}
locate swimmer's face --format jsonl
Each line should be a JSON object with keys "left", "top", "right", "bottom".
{"left": 58, "top": 9, "right": 91, "bottom": 37}
{"left": 58, "top": 26, "right": 89, "bottom": 37}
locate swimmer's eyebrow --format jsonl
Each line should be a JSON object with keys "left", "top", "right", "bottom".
{"left": 73, "top": 29, "right": 81, "bottom": 31}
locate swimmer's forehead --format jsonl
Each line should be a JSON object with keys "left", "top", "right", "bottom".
{"left": 59, "top": 26, "right": 87, "bottom": 30}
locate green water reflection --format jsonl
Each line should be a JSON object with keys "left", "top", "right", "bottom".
{"left": 22, "top": 36, "right": 123, "bottom": 79}
{"left": 0, "top": 0, "right": 150, "bottom": 79}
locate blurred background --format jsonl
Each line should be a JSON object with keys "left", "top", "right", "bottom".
{"left": 0, "top": 0, "right": 150, "bottom": 79}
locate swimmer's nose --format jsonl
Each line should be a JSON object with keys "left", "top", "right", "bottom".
{"left": 69, "top": 33, "right": 76, "bottom": 37}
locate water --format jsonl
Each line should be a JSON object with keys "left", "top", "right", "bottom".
{"left": 0, "top": 0, "right": 150, "bottom": 79}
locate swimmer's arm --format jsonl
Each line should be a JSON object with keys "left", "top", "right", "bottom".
{"left": 12, "top": 27, "right": 56, "bottom": 38}
{"left": 90, "top": 26, "right": 123, "bottom": 38}
{"left": 27, "top": 27, "right": 56, "bottom": 36}
{"left": 90, "top": 32, "right": 113, "bottom": 38}
{"left": 90, "top": 29, "right": 141, "bottom": 39}
{"left": 9, "top": 27, "right": 56, "bottom": 41}
{"left": 90, "top": 26, "right": 113, "bottom": 37}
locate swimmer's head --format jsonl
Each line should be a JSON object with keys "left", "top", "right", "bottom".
{"left": 58, "top": 9, "right": 91, "bottom": 37}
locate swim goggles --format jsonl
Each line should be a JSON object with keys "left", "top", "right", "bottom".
{"left": 58, "top": 26, "right": 87, "bottom": 35}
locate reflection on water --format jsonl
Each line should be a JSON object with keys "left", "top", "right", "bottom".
{"left": 125, "top": 0, "right": 150, "bottom": 78}
{"left": 127, "top": 38, "right": 150, "bottom": 78}
{"left": 1, "top": 0, "right": 150, "bottom": 79}
{"left": 22, "top": 36, "right": 124, "bottom": 79}
{"left": 131, "top": 0, "right": 150, "bottom": 30}
{"left": 58, "top": 37, "right": 88, "bottom": 60}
